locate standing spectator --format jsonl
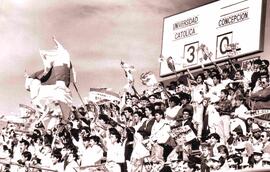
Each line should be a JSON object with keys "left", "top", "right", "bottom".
{"left": 176, "top": 92, "right": 193, "bottom": 122}
{"left": 106, "top": 128, "right": 125, "bottom": 172}
{"left": 121, "top": 107, "right": 134, "bottom": 127}
{"left": 205, "top": 74, "right": 224, "bottom": 103}
{"left": 215, "top": 89, "right": 232, "bottom": 143}
{"left": 137, "top": 105, "right": 155, "bottom": 139}
{"left": 150, "top": 110, "right": 172, "bottom": 161}
{"left": 165, "top": 96, "right": 181, "bottom": 126}
{"left": 51, "top": 148, "right": 64, "bottom": 171}
{"left": 80, "top": 135, "right": 104, "bottom": 171}
{"left": 203, "top": 69, "right": 214, "bottom": 88}
{"left": 250, "top": 59, "right": 262, "bottom": 90}
{"left": 221, "top": 68, "right": 233, "bottom": 88}
{"left": 200, "top": 142, "right": 212, "bottom": 172}
{"left": 206, "top": 133, "right": 221, "bottom": 157}
{"left": 190, "top": 73, "right": 207, "bottom": 140}
{"left": 243, "top": 60, "right": 254, "bottom": 84}
{"left": 231, "top": 95, "right": 249, "bottom": 135}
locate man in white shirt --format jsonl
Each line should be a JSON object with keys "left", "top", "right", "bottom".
{"left": 165, "top": 96, "right": 181, "bottom": 126}
{"left": 80, "top": 135, "right": 104, "bottom": 171}
{"left": 206, "top": 74, "right": 224, "bottom": 103}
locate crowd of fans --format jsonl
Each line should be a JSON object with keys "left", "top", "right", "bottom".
{"left": 1, "top": 58, "right": 270, "bottom": 172}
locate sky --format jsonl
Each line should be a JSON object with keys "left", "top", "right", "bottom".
{"left": 0, "top": 0, "right": 268, "bottom": 115}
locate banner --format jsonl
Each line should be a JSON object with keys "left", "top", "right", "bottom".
{"left": 88, "top": 88, "right": 120, "bottom": 104}
{"left": 245, "top": 109, "right": 270, "bottom": 121}
{"left": 19, "top": 104, "right": 36, "bottom": 118}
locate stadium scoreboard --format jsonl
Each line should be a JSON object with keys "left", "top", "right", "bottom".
{"left": 160, "top": 0, "right": 266, "bottom": 77}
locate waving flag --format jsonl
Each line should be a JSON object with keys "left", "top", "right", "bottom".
{"left": 160, "top": 55, "right": 177, "bottom": 74}
{"left": 121, "top": 60, "right": 135, "bottom": 84}
{"left": 166, "top": 56, "right": 176, "bottom": 73}
{"left": 26, "top": 37, "right": 73, "bottom": 104}
{"left": 25, "top": 37, "right": 74, "bottom": 128}
{"left": 120, "top": 60, "right": 135, "bottom": 93}
{"left": 140, "top": 71, "right": 158, "bottom": 87}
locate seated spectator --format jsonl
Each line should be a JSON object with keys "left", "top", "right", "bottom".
{"left": 250, "top": 74, "right": 270, "bottom": 109}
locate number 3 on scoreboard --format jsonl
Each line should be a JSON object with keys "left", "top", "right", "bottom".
{"left": 183, "top": 41, "right": 199, "bottom": 67}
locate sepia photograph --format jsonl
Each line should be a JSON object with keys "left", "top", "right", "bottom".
{"left": 0, "top": 0, "right": 270, "bottom": 171}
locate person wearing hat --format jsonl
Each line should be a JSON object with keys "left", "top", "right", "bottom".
{"left": 207, "top": 155, "right": 226, "bottom": 171}
{"left": 248, "top": 123, "right": 263, "bottom": 153}
{"left": 262, "top": 59, "right": 270, "bottom": 67}
{"left": 249, "top": 146, "right": 263, "bottom": 168}
{"left": 262, "top": 153, "right": 270, "bottom": 167}
{"left": 166, "top": 151, "right": 182, "bottom": 171}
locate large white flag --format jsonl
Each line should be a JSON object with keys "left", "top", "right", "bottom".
{"left": 25, "top": 37, "right": 74, "bottom": 129}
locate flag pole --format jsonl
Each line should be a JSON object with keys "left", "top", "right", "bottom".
{"left": 72, "top": 82, "right": 86, "bottom": 107}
